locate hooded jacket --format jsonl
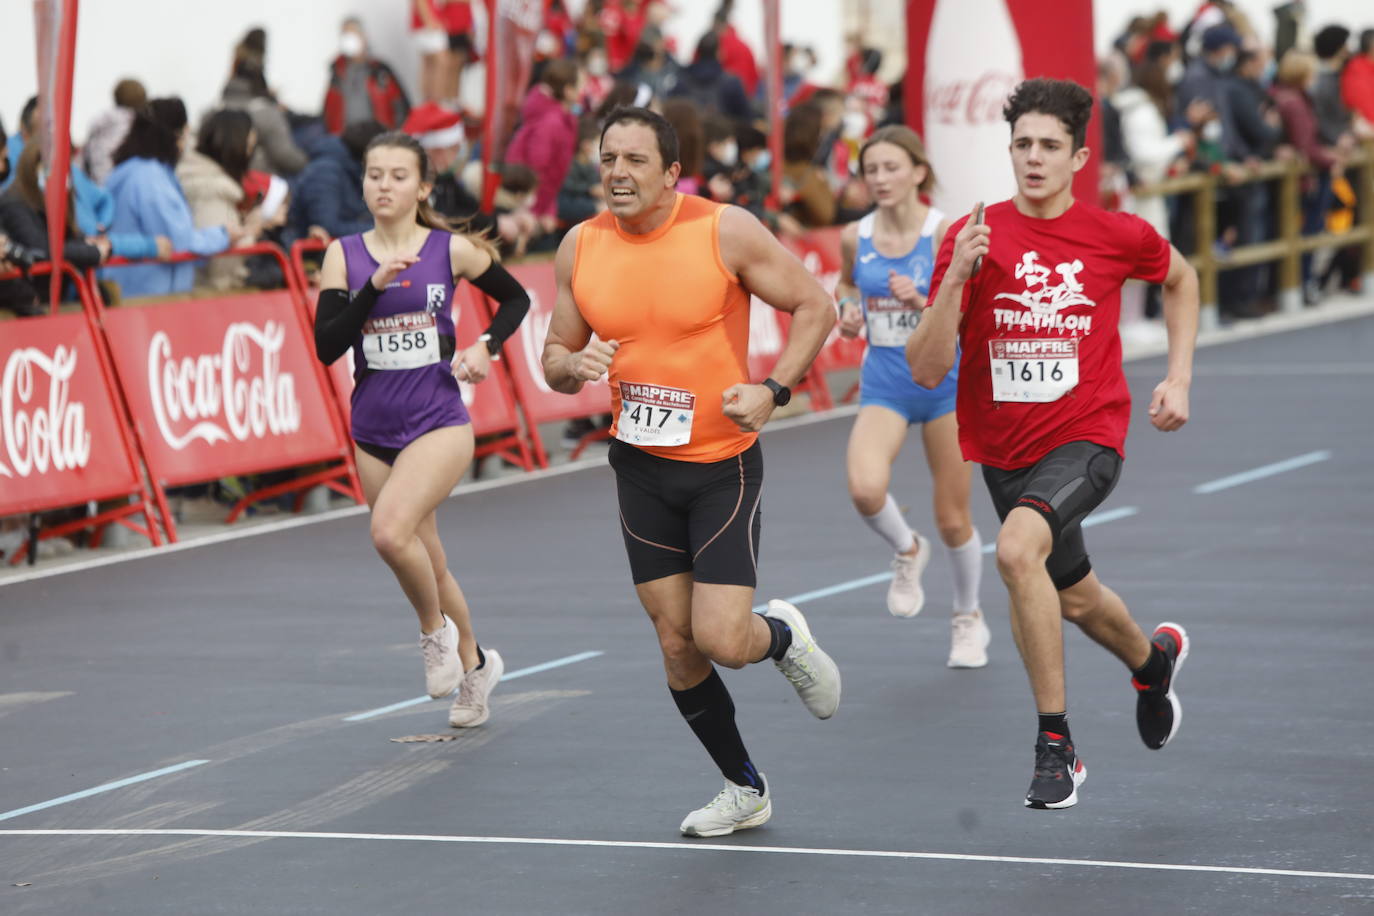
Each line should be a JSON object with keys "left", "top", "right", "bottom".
{"left": 504, "top": 86, "right": 577, "bottom": 220}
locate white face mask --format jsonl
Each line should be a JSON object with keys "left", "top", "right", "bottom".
{"left": 1166, "top": 59, "right": 1185, "bottom": 84}
{"left": 340, "top": 32, "right": 364, "bottom": 58}
{"left": 788, "top": 52, "right": 810, "bottom": 76}
{"left": 1201, "top": 119, "right": 1223, "bottom": 143}
{"left": 717, "top": 140, "right": 738, "bottom": 166}
{"left": 587, "top": 55, "right": 608, "bottom": 77}
{"left": 842, "top": 111, "right": 868, "bottom": 139}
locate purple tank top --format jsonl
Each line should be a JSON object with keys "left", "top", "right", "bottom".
{"left": 341, "top": 229, "right": 470, "bottom": 449}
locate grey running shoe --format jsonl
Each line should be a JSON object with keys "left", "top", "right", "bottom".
{"left": 419, "top": 617, "right": 462, "bottom": 699}
{"left": 449, "top": 648, "right": 504, "bottom": 727}
{"left": 763, "top": 600, "right": 841, "bottom": 719}
{"left": 887, "top": 534, "right": 931, "bottom": 617}
{"left": 680, "top": 776, "right": 772, "bottom": 837}
{"left": 1025, "top": 731, "right": 1086, "bottom": 809}
{"left": 948, "top": 609, "right": 991, "bottom": 668}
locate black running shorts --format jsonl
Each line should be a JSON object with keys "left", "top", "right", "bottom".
{"left": 608, "top": 439, "right": 763, "bottom": 588}
{"left": 981, "top": 440, "right": 1122, "bottom": 591}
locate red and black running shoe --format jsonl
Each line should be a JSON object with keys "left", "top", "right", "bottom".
{"left": 1024, "top": 731, "right": 1086, "bottom": 809}
{"left": 1134, "top": 622, "right": 1190, "bottom": 750}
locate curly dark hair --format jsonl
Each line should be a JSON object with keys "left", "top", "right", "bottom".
{"left": 1002, "top": 78, "right": 1093, "bottom": 150}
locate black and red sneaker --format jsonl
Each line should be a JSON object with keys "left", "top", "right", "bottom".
{"left": 1024, "top": 731, "right": 1086, "bottom": 809}
{"left": 1134, "top": 622, "right": 1190, "bottom": 750}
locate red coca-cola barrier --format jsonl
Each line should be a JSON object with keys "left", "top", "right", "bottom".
{"left": 500, "top": 260, "right": 613, "bottom": 467}
{"left": 91, "top": 245, "right": 363, "bottom": 535}
{"left": 0, "top": 262, "right": 163, "bottom": 563}
{"left": 286, "top": 239, "right": 534, "bottom": 471}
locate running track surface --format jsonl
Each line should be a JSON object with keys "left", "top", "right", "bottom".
{"left": 1, "top": 317, "right": 1371, "bottom": 915}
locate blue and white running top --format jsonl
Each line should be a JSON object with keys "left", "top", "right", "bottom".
{"left": 854, "top": 207, "right": 958, "bottom": 425}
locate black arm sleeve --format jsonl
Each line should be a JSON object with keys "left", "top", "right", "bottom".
{"left": 469, "top": 260, "right": 531, "bottom": 354}
{"left": 314, "top": 281, "right": 379, "bottom": 365}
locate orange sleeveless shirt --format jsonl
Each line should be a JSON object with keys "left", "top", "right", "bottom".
{"left": 572, "top": 193, "right": 755, "bottom": 463}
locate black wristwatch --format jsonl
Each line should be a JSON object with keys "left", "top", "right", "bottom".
{"left": 762, "top": 377, "right": 791, "bottom": 407}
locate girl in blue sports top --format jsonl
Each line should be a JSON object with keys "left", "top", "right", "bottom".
{"left": 835, "top": 125, "right": 990, "bottom": 668}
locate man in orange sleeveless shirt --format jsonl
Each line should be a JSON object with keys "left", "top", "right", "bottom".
{"left": 543, "top": 107, "right": 840, "bottom": 837}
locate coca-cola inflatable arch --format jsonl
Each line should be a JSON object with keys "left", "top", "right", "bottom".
{"left": 905, "top": 0, "right": 1099, "bottom": 220}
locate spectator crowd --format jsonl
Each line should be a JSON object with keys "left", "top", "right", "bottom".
{"left": 1, "top": 0, "right": 1372, "bottom": 555}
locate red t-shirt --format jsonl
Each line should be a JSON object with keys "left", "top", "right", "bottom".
{"left": 927, "top": 199, "right": 1170, "bottom": 470}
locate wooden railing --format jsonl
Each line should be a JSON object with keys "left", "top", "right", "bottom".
{"left": 1134, "top": 142, "right": 1374, "bottom": 329}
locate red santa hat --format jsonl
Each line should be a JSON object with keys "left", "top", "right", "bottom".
{"left": 403, "top": 103, "right": 466, "bottom": 149}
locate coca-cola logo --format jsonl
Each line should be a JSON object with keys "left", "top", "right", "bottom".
{"left": 147, "top": 321, "right": 302, "bottom": 451}
{"left": 0, "top": 345, "right": 92, "bottom": 478}
{"left": 926, "top": 71, "right": 1019, "bottom": 126}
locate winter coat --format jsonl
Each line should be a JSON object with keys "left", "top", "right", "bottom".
{"left": 504, "top": 86, "right": 577, "bottom": 220}
{"left": 1271, "top": 85, "right": 1338, "bottom": 171}
{"left": 322, "top": 56, "right": 411, "bottom": 134}
{"left": 101, "top": 157, "right": 230, "bottom": 298}
{"left": 83, "top": 107, "right": 135, "bottom": 185}
{"left": 285, "top": 135, "right": 372, "bottom": 244}
{"left": 221, "top": 78, "right": 308, "bottom": 176}
{"left": 176, "top": 148, "right": 249, "bottom": 291}
{"left": 1342, "top": 55, "right": 1374, "bottom": 125}
{"left": 1112, "top": 86, "right": 1187, "bottom": 238}
{"left": 671, "top": 59, "right": 753, "bottom": 123}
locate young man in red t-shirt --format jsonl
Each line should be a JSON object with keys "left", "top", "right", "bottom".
{"left": 907, "top": 78, "right": 1200, "bottom": 810}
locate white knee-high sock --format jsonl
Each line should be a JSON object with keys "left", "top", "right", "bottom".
{"left": 946, "top": 528, "right": 983, "bottom": 614}
{"left": 861, "top": 493, "right": 916, "bottom": 554}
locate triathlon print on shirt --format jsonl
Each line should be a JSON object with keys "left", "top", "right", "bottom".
{"left": 927, "top": 200, "right": 1172, "bottom": 469}
{"left": 989, "top": 250, "right": 1096, "bottom": 402}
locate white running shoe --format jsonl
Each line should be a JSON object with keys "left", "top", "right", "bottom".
{"left": 679, "top": 776, "right": 772, "bottom": 838}
{"left": 887, "top": 534, "right": 931, "bottom": 618}
{"left": 947, "top": 609, "right": 991, "bottom": 669}
{"left": 449, "top": 649, "right": 504, "bottom": 727}
{"left": 419, "top": 618, "right": 462, "bottom": 699}
{"left": 763, "top": 600, "right": 841, "bottom": 719}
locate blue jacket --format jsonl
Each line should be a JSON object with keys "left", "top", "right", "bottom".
{"left": 5, "top": 132, "right": 160, "bottom": 259}
{"left": 101, "top": 157, "right": 229, "bottom": 298}
{"left": 285, "top": 135, "right": 372, "bottom": 245}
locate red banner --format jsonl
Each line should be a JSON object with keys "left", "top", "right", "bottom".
{"left": 33, "top": 0, "right": 80, "bottom": 309}
{"left": 481, "top": 0, "right": 544, "bottom": 209}
{"left": 0, "top": 314, "right": 145, "bottom": 516}
{"left": 101, "top": 292, "right": 350, "bottom": 486}
{"left": 500, "top": 261, "right": 613, "bottom": 424}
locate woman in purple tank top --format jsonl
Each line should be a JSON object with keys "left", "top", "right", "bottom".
{"left": 313, "top": 131, "right": 530, "bottom": 729}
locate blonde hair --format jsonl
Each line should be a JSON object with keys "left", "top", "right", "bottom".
{"left": 1275, "top": 50, "right": 1317, "bottom": 89}
{"left": 859, "top": 125, "right": 936, "bottom": 194}
{"left": 364, "top": 131, "right": 500, "bottom": 259}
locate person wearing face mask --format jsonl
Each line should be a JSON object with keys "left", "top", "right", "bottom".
{"left": 580, "top": 46, "right": 614, "bottom": 112}
{"left": 323, "top": 18, "right": 412, "bottom": 135}
{"left": 505, "top": 58, "right": 583, "bottom": 237}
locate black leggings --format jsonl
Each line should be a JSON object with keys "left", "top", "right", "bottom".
{"left": 981, "top": 440, "right": 1122, "bottom": 591}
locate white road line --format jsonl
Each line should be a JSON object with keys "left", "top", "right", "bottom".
{"left": 0, "top": 828, "right": 1369, "bottom": 882}
{"left": 0, "top": 761, "right": 210, "bottom": 823}
{"left": 754, "top": 506, "right": 1140, "bottom": 612}
{"left": 343, "top": 651, "right": 604, "bottom": 722}
{"left": 1193, "top": 451, "right": 1331, "bottom": 495}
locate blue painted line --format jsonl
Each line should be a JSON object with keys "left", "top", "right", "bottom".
{"left": 1193, "top": 451, "right": 1331, "bottom": 495}
{"left": 754, "top": 506, "right": 1141, "bottom": 612}
{"left": 0, "top": 760, "right": 209, "bottom": 823}
{"left": 344, "top": 650, "right": 604, "bottom": 722}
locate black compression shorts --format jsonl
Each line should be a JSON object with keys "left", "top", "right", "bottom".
{"left": 981, "top": 440, "right": 1122, "bottom": 591}
{"left": 608, "top": 439, "right": 763, "bottom": 588}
